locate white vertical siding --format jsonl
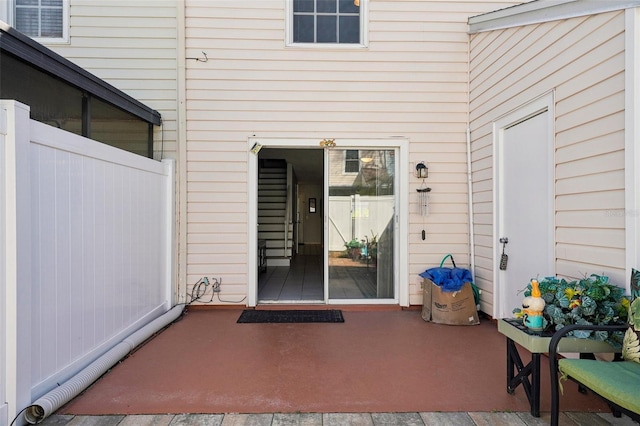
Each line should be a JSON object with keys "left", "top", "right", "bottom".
{"left": 43, "top": 0, "right": 179, "bottom": 160}
{"left": 1, "top": 100, "right": 174, "bottom": 415}
{"left": 185, "top": 0, "right": 521, "bottom": 305}
{"left": 0, "top": 101, "right": 33, "bottom": 425}
{"left": 27, "top": 119, "right": 173, "bottom": 398}
{"left": 469, "top": 11, "right": 627, "bottom": 314}
{"left": 0, "top": 104, "right": 8, "bottom": 426}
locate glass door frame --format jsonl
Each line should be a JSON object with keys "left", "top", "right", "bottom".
{"left": 324, "top": 139, "right": 408, "bottom": 305}
{"left": 246, "top": 137, "right": 408, "bottom": 307}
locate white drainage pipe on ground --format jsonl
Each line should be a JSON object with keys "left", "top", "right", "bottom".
{"left": 23, "top": 303, "right": 185, "bottom": 424}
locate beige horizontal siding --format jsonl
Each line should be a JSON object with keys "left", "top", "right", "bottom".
{"left": 469, "top": 10, "right": 627, "bottom": 315}
{"left": 185, "top": 0, "right": 522, "bottom": 305}
{"left": 44, "top": 0, "right": 179, "bottom": 161}
{"left": 471, "top": 15, "right": 623, "bottom": 120}
{"left": 556, "top": 131, "right": 625, "bottom": 164}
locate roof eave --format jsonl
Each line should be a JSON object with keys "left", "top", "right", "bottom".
{"left": 468, "top": 0, "right": 640, "bottom": 34}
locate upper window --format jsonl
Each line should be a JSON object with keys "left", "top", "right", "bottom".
{"left": 12, "top": 0, "right": 68, "bottom": 42}
{"left": 344, "top": 150, "right": 360, "bottom": 173}
{"left": 289, "top": 0, "right": 366, "bottom": 46}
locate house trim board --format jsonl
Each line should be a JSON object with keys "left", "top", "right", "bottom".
{"left": 625, "top": 7, "right": 640, "bottom": 289}
{"left": 469, "top": 0, "right": 640, "bottom": 34}
{"left": 177, "top": 0, "right": 188, "bottom": 305}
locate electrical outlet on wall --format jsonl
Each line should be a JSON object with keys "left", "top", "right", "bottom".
{"left": 211, "top": 278, "right": 221, "bottom": 292}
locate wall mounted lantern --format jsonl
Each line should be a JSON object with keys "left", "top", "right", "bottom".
{"left": 415, "top": 161, "right": 428, "bottom": 179}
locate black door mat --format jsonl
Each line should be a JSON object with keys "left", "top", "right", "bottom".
{"left": 237, "top": 309, "right": 344, "bottom": 323}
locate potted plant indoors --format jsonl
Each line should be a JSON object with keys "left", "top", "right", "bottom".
{"left": 513, "top": 274, "right": 630, "bottom": 348}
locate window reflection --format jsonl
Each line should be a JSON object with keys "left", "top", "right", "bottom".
{"left": 328, "top": 149, "right": 395, "bottom": 299}
{"left": 91, "top": 98, "right": 150, "bottom": 157}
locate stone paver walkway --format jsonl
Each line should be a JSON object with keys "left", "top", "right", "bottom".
{"left": 39, "top": 411, "right": 638, "bottom": 426}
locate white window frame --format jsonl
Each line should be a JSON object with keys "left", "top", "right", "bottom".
{"left": 285, "top": 0, "right": 369, "bottom": 48}
{"left": 247, "top": 137, "right": 409, "bottom": 307}
{"left": 343, "top": 149, "right": 360, "bottom": 174}
{"left": 1, "top": 0, "right": 69, "bottom": 44}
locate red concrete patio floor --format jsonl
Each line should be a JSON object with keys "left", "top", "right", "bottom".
{"left": 58, "top": 307, "right": 614, "bottom": 416}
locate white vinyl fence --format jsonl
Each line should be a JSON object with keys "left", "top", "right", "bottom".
{"left": 328, "top": 195, "right": 395, "bottom": 252}
{"left": 1, "top": 101, "right": 175, "bottom": 426}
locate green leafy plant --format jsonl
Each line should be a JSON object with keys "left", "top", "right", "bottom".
{"left": 344, "top": 238, "right": 363, "bottom": 249}
{"left": 343, "top": 238, "right": 363, "bottom": 260}
{"left": 622, "top": 297, "right": 640, "bottom": 362}
{"left": 367, "top": 231, "right": 378, "bottom": 247}
{"left": 631, "top": 268, "right": 640, "bottom": 298}
{"left": 513, "top": 274, "right": 630, "bottom": 348}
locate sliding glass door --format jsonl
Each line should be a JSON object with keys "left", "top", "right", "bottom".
{"left": 327, "top": 148, "right": 396, "bottom": 301}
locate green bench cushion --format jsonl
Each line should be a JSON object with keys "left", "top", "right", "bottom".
{"left": 559, "top": 359, "right": 640, "bottom": 414}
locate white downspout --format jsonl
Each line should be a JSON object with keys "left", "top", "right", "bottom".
{"left": 23, "top": 304, "right": 185, "bottom": 425}
{"left": 466, "top": 31, "right": 476, "bottom": 291}
{"left": 466, "top": 128, "right": 476, "bottom": 282}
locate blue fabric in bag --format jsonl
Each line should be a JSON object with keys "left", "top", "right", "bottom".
{"left": 419, "top": 266, "right": 473, "bottom": 292}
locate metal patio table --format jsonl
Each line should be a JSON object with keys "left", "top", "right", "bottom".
{"left": 497, "top": 318, "right": 619, "bottom": 417}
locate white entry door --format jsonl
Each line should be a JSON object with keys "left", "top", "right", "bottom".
{"left": 495, "top": 96, "right": 554, "bottom": 318}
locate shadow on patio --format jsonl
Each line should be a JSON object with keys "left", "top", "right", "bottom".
{"left": 57, "top": 308, "right": 613, "bottom": 417}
